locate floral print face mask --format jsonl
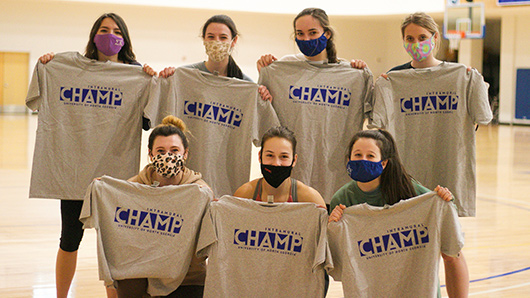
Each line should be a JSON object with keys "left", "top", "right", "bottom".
{"left": 203, "top": 40, "right": 233, "bottom": 62}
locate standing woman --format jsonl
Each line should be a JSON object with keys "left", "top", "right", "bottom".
{"left": 328, "top": 129, "right": 469, "bottom": 297}
{"left": 372, "top": 12, "right": 492, "bottom": 217}
{"left": 38, "top": 13, "right": 154, "bottom": 298}
{"left": 234, "top": 126, "right": 325, "bottom": 207}
{"left": 116, "top": 115, "right": 210, "bottom": 298}
{"left": 159, "top": 14, "right": 271, "bottom": 100}
{"left": 257, "top": 7, "right": 367, "bottom": 71}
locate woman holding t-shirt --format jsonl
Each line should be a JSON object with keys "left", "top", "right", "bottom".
{"left": 256, "top": 7, "right": 367, "bottom": 70}
{"left": 329, "top": 129, "right": 469, "bottom": 297}
{"left": 116, "top": 115, "right": 210, "bottom": 298}
{"left": 38, "top": 12, "right": 155, "bottom": 298}
{"left": 233, "top": 126, "right": 329, "bottom": 296}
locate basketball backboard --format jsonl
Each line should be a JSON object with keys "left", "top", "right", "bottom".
{"left": 444, "top": 2, "right": 485, "bottom": 39}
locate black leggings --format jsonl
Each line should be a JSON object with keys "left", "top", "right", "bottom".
{"left": 59, "top": 200, "right": 85, "bottom": 252}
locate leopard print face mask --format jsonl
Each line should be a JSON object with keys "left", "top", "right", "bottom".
{"left": 152, "top": 152, "right": 184, "bottom": 178}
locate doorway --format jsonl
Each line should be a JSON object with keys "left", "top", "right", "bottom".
{"left": 0, "top": 52, "right": 30, "bottom": 113}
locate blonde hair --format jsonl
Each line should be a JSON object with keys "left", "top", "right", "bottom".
{"left": 148, "top": 115, "right": 189, "bottom": 151}
{"left": 401, "top": 12, "right": 440, "bottom": 52}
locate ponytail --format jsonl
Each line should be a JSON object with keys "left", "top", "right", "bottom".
{"left": 227, "top": 55, "right": 244, "bottom": 80}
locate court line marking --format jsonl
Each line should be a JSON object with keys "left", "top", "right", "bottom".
{"left": 477, "top": 195, "right": 530, "bottom": 212}
{"left": 442, "top": 193, "right": 530, "bottom": 290}
{"left": 468, "top": 282, "right": 530, "bottom": 296}
{"left": 477, "top": 194, "right": 530, "bottom": 206}
{"left": 441, "top": 266, "right": 530, "bottom": 288}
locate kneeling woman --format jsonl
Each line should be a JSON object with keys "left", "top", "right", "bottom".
{"left": 234, "top": 126, "right": 325, "bottom": 207}
{"left": 329, "top": 129, "right": 469, "bottom": 297}
{"left": 117, "top": 115, "right": 209, "bottom": 297}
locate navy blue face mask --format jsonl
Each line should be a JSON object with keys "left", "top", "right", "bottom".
{"left": 347, "top": 160, "right": 384, "bottom": 183}
{"left": 295, "top": 33, "right": 328, "bottom": 57}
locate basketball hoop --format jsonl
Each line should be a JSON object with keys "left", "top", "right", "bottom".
{"left": 448, "top": 37, "right": 461, "bottom": 52}
{"left": 447, "top": 31, "right": 465, "bottom": 51}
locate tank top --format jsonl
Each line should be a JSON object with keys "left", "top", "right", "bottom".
{"left": 251, "top": 178, "right": 298, "bottom": 203}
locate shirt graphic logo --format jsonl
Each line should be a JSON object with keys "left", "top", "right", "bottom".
{"left": 114, "top": 207, "right": 183, "bottom": 237}
{"left": 400, "top": 92, "right": 458, "bottom": 115}
{"left": 60, "top": 86, "right": 122, "bottom": 108}
{"left": 184, "top": 100, "right": 243, "bottom": 128}
{"left": 233, "top": 228, "right": 303, "bottom": 256}
{"left": 289, "top": 85, "right": 351, "bottom": 108}
{"left": 358, "top": 224, "right": 429, "bottom": 259}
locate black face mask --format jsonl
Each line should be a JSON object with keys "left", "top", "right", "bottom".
{"left": 260, "top": 163, "right": 293, "bottom": 188}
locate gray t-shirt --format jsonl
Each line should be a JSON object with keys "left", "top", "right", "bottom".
{"left": 80, "top": 176, "right": 213, "bottom": 296}
{"left": 258, "top": 61, "right": 373, "bottom": 202}
{"left": 146, "top": 67, "right": 279, "bottom": 197}
{"left": 197, "top": 196, "right": 331, "bottom": 297}
{"left": 25, "top": 51, "right": 155, "bottom": 200}
{"left": 370, "top": 62, "right": 493, "bottom": 216}
{"left": 327, "top": 192, "right": 464, "bottom": 298}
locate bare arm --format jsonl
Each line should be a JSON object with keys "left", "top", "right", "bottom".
{"left": 297, "top": 182, "right": 326, "bottom": 208}
{"left": 233, "top": 180, "right": 257, "bottom": 199}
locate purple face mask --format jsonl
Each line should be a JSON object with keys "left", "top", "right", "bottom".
{"left": 93, "top": 33, "right": 124, "bottom": 57}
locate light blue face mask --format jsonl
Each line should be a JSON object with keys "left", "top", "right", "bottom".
{"left": 295, "top": 33, "right": 328, "bottom": 57}
{"left": 347, "top": 159, "right": 384, "bottom": 183}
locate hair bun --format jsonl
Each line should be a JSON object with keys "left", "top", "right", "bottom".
{"left": 161, "top": 115, "right": 187, "bottom": 133}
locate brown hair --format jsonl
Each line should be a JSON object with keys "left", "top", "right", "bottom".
{"left": 260, "top": 126, "right": 297, "bottom": 157}
{"left": 348, "top": 129, "right": 416, "bottom": 205}
{"left": 85, "top": 13, "right": 137, "bottom": 64}
{"left": 148, "top": 116, "right": 189, "bottom": 151}
{"left": 201, "top": 14, "right": 244, "bottom": 79}
{"left": 293, "top": 8, "right": 338, "bottom": 63}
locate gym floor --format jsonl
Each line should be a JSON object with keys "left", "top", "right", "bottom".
{"left": 1, "top": 114, "right": 529, "bottom": 297}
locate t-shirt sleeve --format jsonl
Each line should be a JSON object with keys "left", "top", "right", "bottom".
{"left": 252, "top": 90, "right": 280, "bottom": 147}
{"left": 361, "top": 67, "right": 375, "bottom": 119}
{"left": 369, "top": 76, "right": 392, "bottom": 129}
{"left": 144, "top": 76, "right": 176, "bottom": 127}
{"left": 257, "top": 65, "right": 270, "bottom": 88}
{"left": 79, "top": 179, "right": 114, "bottom": 286}
{"left": 142, "top": 76, "right": 160, "bottom": 129}
{"left": 79, "top": 179, "right": 98, "bottom": 229}
{"left": 467, "top": 68, "right": 493, "bottom": 125}
{"left": 439, "top": 200, "right": 465, "bottom": 257}
{"left": 412, "top": 180, "right": 432, "bottom": 196}
{"left": 242, "top": 72, "right": 254, "bottom": 83}
{"left": 313, "top": 208, "right": 333, "bottom": 273}
{"left": 196, "top": 207, "right": 217, "bottom": 258}
{"left": 325, "top": 221, "right": 343, "bottom": 280}
{"left": 25, "top": 62, "right": 45, "bottom": 111}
